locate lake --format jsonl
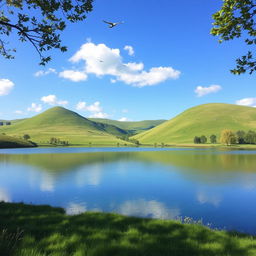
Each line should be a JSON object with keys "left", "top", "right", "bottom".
{"left": 0, "top": 147, "right": 256, "bottom": 234}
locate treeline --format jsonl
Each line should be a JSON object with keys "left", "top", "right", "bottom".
{"left": 221, "top": 130, "right": 256, "bottom": 145}
{"left": 0, "top": 121, "right": 11, "bottom": 126}
{"left": 193, "top": 130, "right": 256, "bottom": 145}
{"left": 116, "top": 135, "right": 140, "bottom": 146}
{"left": 49, "top": 137, "right": 69, "bottom": 146}
{"left": 194, "top": 135, "right": 217, "bottom": 144}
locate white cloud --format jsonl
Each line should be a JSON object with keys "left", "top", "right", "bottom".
{"left": 0, "top": 79, "right": 14, "bottom": 96}
{"left": 76, "top": 101, "right": 102, "bottom": 112}
{"left": 14, "top": 110, "right": 23, "bottom": 115}
{"left": 27, "top": 103, "right": 42, "bottom": 113}
{"left": 110, "top": 79, "right": 117, "bottom": 83}
{"left": 59, "top": 70, "right": 88, "bottom": 82}
{"left": 41, "top": 94, "right": 68, "bottom": 106}
{"left": 90, "top": 112, "right": 109, "bottom": 118}
{"left": 87, "top": 101, "right": 102, "bottom": 112}
{"left": 122, "top": 109, "right": 128, "bottom": 113}
{"left": 117, "top": 199, "right": 180, "bottom": 219}
{"left": 124, "top": 45, "right": 135, "bottom": 56}
{"left": 195, "top": 85, "right": 222, "bottom": 97}
{"left": 34, "top": 68, "right": 57, "bottom": 77}
{"left": 60, "top": 42, "right": 180, "bottom": 87}
{"left": 118, "top": 117, "right": 129, "bottom": 122}
{"left": 236, "top": 98, "right": 256, "bottom": 107}
{"left": 76, "top": 101, "right": 109, "bottom": 118}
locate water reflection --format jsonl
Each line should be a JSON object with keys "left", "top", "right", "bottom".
{"left": 66, "top": 202, "right": 87, "bottom": 215}
{"left": 40, "top": 173, "right": 55, "bottom": 192}
{"left": 1, "top": 149, "right": 256, "bottom": 234}
{"left": 75, "top": 165, "right": 102, "bottom": 187}
{"left": 117, "top": 199, "right": 180, "bottom": 219}
{"left": 0, "top": 188, "right": 11, "bottom": 202}
{"left": 196, "top": 190, "right": 222, "bottom": 207}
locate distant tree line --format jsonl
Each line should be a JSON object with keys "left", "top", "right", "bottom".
{"left": 221, "top": 130, "right": 256, "bottom": 145}
{"left": 49, "top": 137, "right": 69, "bottom": 146}
{"left": 0, "top": 121, "right": 11, "bottom": 126}
{"left": 116, "top": 135, "right": 140, "bottom": 146}
{"left": 154, "top": 142, "right": 167, "bottom": 147}
{"left": 193, "top": 130, "right": 256, "bottom": 145}
{"left": 194, "top": 135, "right": 216, "bottom": 144}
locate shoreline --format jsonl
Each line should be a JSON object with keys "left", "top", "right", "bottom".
{"left": 2, "top": 143, "right": 256, "bottom": 150}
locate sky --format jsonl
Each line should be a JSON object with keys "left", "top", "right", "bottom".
{"left": 0, "top": 0, "right": 255, "bottom": 121}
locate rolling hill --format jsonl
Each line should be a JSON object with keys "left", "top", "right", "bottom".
{"left": 88, "top": 118, "right": 166, "bottom": 135}
{"left": 0, "top": 107, "right": 128, "bottom": 145}
{"left": 133, "top": 103, "right": 256, "bottom": 144}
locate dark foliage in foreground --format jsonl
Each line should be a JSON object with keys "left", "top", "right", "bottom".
{"left": 0, "top": 202, "right": 256, "bottom": 256}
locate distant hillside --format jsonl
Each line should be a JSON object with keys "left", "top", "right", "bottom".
{"left": 89, "top": 118, "right": 166, "bottom": 135}
{"left": 0, "top": 107, "right": 128, "bottom": 146}
{"left": 133, "top": 103, "right": 256, "bottom": 144}
{"left": 0, "top": 135, "right": 36, "bottom": 148}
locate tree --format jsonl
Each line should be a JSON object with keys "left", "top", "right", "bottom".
{"left": 0, "top": 0, "right": 93, "bottom": 65}
{"left": 210, "top": 134, "right": 217, "bottom": 144}
{"left": 245, "top": 130, "right": 256, "bottom": 144}
{"left": 194, "top": 136, "right": 201, "bottom": 144}
{"left": 200, "top": 135, "right": 207, "bottom": 144}
{"left": 220, "top": 129, "right": 237, "bottom": 145}
{"left": 23, "top": 134, "right": 30, "bottom": 140}
{"left": 236, "top": 130, "right": 246, "bottom": 144}
{"left": 211, "top": 0, "right": 256, "bottom": 74}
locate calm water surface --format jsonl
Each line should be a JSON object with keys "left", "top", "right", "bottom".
{"left": 0, "top": 147, "right": 256, "bottom": 234}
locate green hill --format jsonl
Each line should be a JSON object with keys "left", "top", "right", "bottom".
{"left": 89, "top": 118, "right": 166, "bottom": 135}
{"left": 0, "top": 107, "right": 128, "bottom": 146}
{"left": 0, "top": 135, "right": 36, "bottom": 148}
{"left": 133, "top": 103, "right": 256, "bottom": 144}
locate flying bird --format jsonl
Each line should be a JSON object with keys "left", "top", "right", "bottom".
{"left": 103, "top": 20, "right": 124, "bottom": 28}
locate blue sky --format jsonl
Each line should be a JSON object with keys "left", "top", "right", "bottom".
{"left": 0, "top": 0, "right": 255, "bottom": 121}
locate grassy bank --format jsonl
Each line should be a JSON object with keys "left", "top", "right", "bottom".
{"left": 147, "top": 143, "right": 256, "bottom": 150}
{"left": 0, "top": 202, "right": 256, "bottom": 256}
{"left": 0, "top": 135, "right": 37, "bottom": 148}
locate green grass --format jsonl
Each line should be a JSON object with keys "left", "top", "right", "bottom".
{"left": 0, "top": 107, "right": 130, "bottom": 146}
{"left": 0, "top": 135, "right": 36, "bottom": 148}
{"left": 0, "top": 202, "right": 256, "bottom": 256}
{"left": 134, "top": 103, "right": 256, "bottom": 144}
{"left": 89, "top": 118, "right": 166, "bottom": 135}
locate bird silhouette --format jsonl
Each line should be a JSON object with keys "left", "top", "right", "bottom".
{"left": 103, "top": 20, "right": 124, "bottom": 28}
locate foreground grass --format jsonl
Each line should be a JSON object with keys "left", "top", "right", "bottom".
{"left": 1, "top": 203, "right": 256, "bottom": 256}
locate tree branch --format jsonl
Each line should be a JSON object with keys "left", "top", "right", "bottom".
{"left": 0, "top": 20, "right": 43, "bottom": 58}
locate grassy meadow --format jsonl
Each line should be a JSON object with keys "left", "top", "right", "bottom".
{"left": 1, "top": 202, "right": 256, "bottom": 256}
